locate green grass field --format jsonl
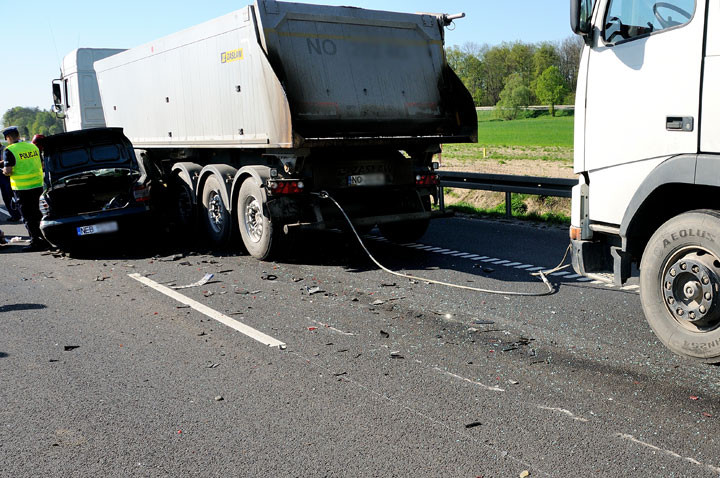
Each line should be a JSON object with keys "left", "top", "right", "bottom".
{"left": 442, "top": 110, "right": 575, "bottom": 163}
{"left": 440, "top": 109, "right": 575, "bottom": 223}
{"left": 474, "top": 110, "right": 574, "bottom": 147}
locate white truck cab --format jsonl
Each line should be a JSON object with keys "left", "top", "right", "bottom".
{"left": 51, "top": 48, "right": 126, "bottom": 131}
{"left": 570, "top": 0, "right": 720, "bottom": 362}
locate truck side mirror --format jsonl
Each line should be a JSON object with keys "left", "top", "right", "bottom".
{"left": 571, "top": 0, "right": 593, "bottom": 36}
{"left": 52, "top": 81, "right": 62, "bottom": 107}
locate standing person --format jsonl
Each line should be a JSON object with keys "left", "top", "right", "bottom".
{"left": 0, "top": 144, "right": 21, "bottom": 222}
{"left": 2, "top": 126, "right": 48, "bottom": 251}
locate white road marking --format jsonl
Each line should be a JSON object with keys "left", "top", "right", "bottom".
{"left": 129, "top": 273, "right": 286, "bottom": 349}
{"left": 616, "top": 433, "right": 720, "bottom": 474}
{"left": 0, "top": 206, "right": 9, "bottom": 217}
{"left": 310, "top": 320, "right": 355, "bottom": 336}
{"left": 363, "top": 237, "right": 639, "bottom": 292}
{"left": 538, "top": 406, "right": 589, "bottom": 422}
{"left": 433, "top": 367, "right": 505, "bottom": 393}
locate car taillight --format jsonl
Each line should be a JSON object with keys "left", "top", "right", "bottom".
{"left": 416, "top": 173, "right": 439, "bottom": 186}
{"left": 133, "top": 183, "right": 151, "bottom": 202}
{"left": 39, "top": 196, "right": 50, "bottom": 216}
{"left": 267, "top": 180, "right": 305, "bottom": 195}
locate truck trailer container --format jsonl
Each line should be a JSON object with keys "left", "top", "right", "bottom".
{"left": 52, "top": 0, "right": 476, "bottom": 260}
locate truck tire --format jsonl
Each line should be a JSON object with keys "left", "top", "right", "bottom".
{"left": 200, "top": 176, "right": 231, "bottom": 246}
{"left": 379, "top": 219, "right": 430, "bottom": 243}
{"left": 639, "top": 210, "right": 720, "bottom": 363}
{"left": 237, "top": 179, "right": 277, "bottom": 260}
{"left": 169, "top": 173, "right": 196, "bottom": 233}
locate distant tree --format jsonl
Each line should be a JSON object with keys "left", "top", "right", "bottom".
{"left": 557, "top": 36, "right": 584, "bottom": 94}
{"left": 535, "top": 66, "right": 568, "bottom": 116}
{"left": 495, "top": 73, "right": 532, "bottom": 120}
{"left": 2, "top": 107, "right": 63, "bottom": 138}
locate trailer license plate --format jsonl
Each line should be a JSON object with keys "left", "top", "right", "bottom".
{"left": 77, "top": 221, "right": 119, "bottom": 236}
{"left": 348, "top": 173, "right": 385, "bottom": 187}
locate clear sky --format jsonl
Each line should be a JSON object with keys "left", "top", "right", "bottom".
{"left": 1, "top": 1, "right": 571, "bottom": 126}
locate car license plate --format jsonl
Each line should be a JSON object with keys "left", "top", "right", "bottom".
{"left": 348, "top": 173, "right": 385, "bottom": 187}
{"left": 76, "top": 221, "right": 119, "bottom": 236}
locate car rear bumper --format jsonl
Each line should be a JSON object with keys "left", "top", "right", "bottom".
{"left": 40, "top": 205, "right": 151, "bottom": 248}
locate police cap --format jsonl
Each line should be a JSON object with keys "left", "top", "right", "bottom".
{"left": 2, "top": 126, "right": 19, "bottom": 138}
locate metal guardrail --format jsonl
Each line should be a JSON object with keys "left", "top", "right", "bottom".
{"left": 437, "top": 171, "right": 577, "bottom": 218}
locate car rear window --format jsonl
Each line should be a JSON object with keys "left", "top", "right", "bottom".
{"left": 57, "top": 144, "right": 127, "bottom": 169}
{"left": 92, "top": 144, "right": 123, "bottom": 162}
{"left": 59, "top": 149, "right": 89, "bottom": 168}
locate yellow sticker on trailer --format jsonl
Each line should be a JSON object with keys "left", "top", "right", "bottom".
{"left": 221, "top": 49, "right": 244, "bottom": 63}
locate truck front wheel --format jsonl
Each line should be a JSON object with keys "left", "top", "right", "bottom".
{"left": 200, "top": 176, "right": 232, "bottom": 247}
{"left": 640, "top": 210, "right": 720, "bottom": 363}
{"left": 237, "top": 179, "right": 278, "bottom": 260}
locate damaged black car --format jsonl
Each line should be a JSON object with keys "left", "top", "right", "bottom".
{"left": 38, "top": 128, "right": 153, "bottom": 250}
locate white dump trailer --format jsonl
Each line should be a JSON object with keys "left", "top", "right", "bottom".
{"left": 52, "top": 0, "right": 476, "bottom": 259}
{"left": 569, "top": 0, "right": 720, "bottom": 362}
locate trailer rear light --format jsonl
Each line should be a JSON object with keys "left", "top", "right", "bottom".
{"left": 267, "top": 180, "right": 304, "bottom": 195}
{"left": 39, "top": 196, "right": 50, "bottom": 216}
{"left": 416, "top": 173, "right": 439, "bottom": 186}
{"left": 133, "top": 183, "right": 151, "bottom": 202}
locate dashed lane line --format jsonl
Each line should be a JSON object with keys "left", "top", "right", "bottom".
{"left": 366, "top": 235, "right": 638, "bottom": 292}
{"left": 129, "top": 273, "right": 286, "bottom": 349}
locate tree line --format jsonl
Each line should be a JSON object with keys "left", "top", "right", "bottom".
{"left": 447, "top": 36, "right": 584, "bottom": 118}
{"left": 2, "top": 107, "right": 64, "bottom": 140}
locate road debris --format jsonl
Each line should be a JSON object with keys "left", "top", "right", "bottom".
{"left": 158, "top": 254, "right": 185, "bottom": 262}
{"left": 465, "top": 422, "right": 482, "bottom": 429}
{"left": 380, "top": 330, "right": 390, "bottom": 338}
{"left": 63, "top": 346, "right": 80, "bottom": 352}
{"left": 474, "top": 320, "right": 496, "bottom": 325}
{"left": 390, "top": 351, "right": 404, "bottom": 359}
{"left": 261, "top": 274, "right": 278, "bottom": 281}
{"left": 214, "top": 396, "right": 224, "bottom": 401}
{"left": 371, "top": 299, "right": 385, "bottom": 306}
{"left": 172, "top": 273, "right": 214, "bottom": 290}
{"left": 307, "top": 286, "right": 324, "bottom": 295}
{"left": 690, "top": 395, "right": 700, "bottom": 401}
{"left": 520, "top": 471, "right": 531, "bottom": 478}
{"left": 94, "top": 276, "right": 110, "bottom": 282}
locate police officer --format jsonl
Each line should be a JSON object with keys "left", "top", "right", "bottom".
{"left": 0, "top": 143, "right": 21, "bottom": 222}
{"left": 2, "top": 126, "right": 48, "bottom": 251}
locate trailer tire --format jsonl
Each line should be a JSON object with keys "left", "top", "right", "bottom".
{"left": 169, "top": 173, "right": 197, "bottom": 233}
{"left": 639, "top": 210, "right": 720, "bottom": 363}
{"left": 237, "top": 179, "right": 277, "bottom": 260}
{"left": 200, "top": 176, "right": 232, "bottom": 247}
{"left": 379, "top": 219, "right": 429, "bottom": 243}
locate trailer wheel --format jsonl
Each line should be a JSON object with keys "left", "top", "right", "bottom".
{"left": 169, "top": 173, "right": 196, "bottom": 232}
{"left": 639, "top": 210, "right": 720, "bottom": 363}
{"left": 238, "top": 179, "right": 277, "bottom": 260}
{"left": 379, "top": 219, "right": 429, "bottom": 243}
{"left": 200, "top": 176, "right": 231, "bottom": 246}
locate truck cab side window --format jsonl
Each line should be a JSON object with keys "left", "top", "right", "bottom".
{"left": 603, "top": 0, "right": 695, "bottom": 44}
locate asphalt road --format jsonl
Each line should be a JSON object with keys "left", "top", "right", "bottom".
{"left": 0, "top": 214, "right": 718, "bottom": 477}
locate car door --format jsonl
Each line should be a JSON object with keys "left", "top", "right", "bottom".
{"left": 582, "top": 0, "right": 704, "bottom": 224}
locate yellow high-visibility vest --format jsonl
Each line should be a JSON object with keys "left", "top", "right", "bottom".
{"left": 6, "top": 142, "right": 43, "bottom": 190}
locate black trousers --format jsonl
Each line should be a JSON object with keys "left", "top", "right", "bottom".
{"left": 0, "top": 174, "right": 20, "bottom": 219}
{"left": 13, "top": 187, "right": 44, "bottom": 244}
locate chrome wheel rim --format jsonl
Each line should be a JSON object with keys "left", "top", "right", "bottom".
{"left": 207, "top": 192, "right": 225, "bottom": 233}
{"left": 243, "top": 195, "right": 263, "bottom": 243}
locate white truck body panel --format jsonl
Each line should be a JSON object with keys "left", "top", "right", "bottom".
{"left": 60, "top": 48, "right": 126, "bottom": 132}
{"left": 581, "top": 0, "right": 705, "bottom": 225}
